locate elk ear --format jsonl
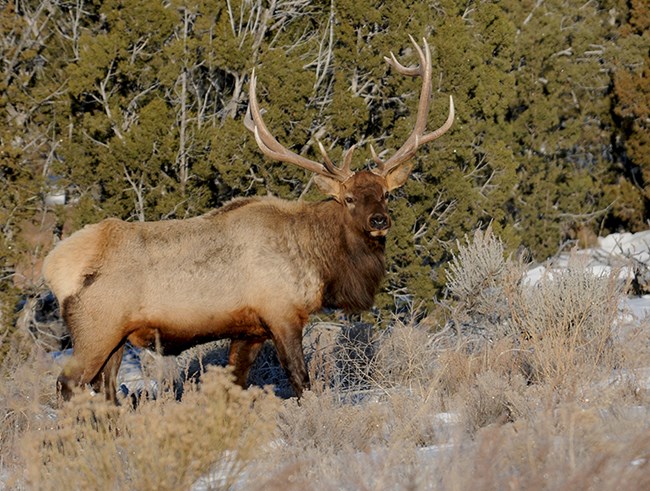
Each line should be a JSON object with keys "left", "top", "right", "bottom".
{"left": 385, "top": 162, "right": 414, "bottom": 191}
{"left": 313, "top": 174, "right": 342, "bottom": 199}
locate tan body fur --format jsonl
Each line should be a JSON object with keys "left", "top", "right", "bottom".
{"left": 43, "top": 180, "right": 388, "bottom": 402}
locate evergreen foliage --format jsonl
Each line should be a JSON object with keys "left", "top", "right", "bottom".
{"left": 2, "top": 0, "right": 649, "bottom": 335}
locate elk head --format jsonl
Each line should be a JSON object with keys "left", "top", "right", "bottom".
{"left": 245, "top": 36, "right": 454, "bottom": 239}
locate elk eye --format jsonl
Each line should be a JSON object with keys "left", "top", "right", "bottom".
{"left": 345, "top": 196, "right": 355, "bottom": 204}
{"left": 383, "top": 192, "right": 389, "bottom": 200}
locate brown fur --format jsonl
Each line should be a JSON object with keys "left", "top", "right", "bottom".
{"left": 43, "top": 171, "right": 394, "bottom": 402}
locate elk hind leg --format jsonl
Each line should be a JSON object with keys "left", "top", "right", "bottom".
{"left": 57, "top": 319, "right": 125, "bottom": 402}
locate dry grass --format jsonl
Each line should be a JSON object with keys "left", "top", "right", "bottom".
{"left": 0, "top": 345, "right": 279, "bottom": 490}
{"left": 509, "top": 254, "right": 627, "bottom": 389}
{"left": 445, "top": 227, "right": 525, "bottom": 341}
{"left": 2, "top": 227, "right": 650, "bottom": 490}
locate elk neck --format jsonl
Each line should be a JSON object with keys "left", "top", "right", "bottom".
{"left": 305, "top": 199, "right": 387, "bottom": 313}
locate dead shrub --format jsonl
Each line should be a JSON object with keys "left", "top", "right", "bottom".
{"left": 444, "top": 402, "right": 650, "bottom": 491}
{"left": 19, "top": 367, "right": 279, "bottom": 491}
{"left": 446, "top": 227, "right": 525, "bottom": 342}
{"left": 444, "top": 228, "right": 632, "bottom": 400}
{"left": 304, "top": 322, "right": 376, "bottom": 394}
{"left": 511, "top": 254, "right": 627, "bottom": 389}
{"left": 371, "top": 316, "right": 438, "bottom": 392}
{"left": 434, "top": 337, "right": 523, "bottom": 397}
{"left": 276, "top": 390, "right": 386, "bottom": 456}
{"left": 381, "top": 388, "right": 446, "bottom": 447}
{"left": 432, "top": 337, "right": 533, "bottom": 434}
{"left": 456, "top": 370, "right": 529, "bottom": 434}
{"left": 260, "top": 388, "right": 444, "bottom": 490}
{"left": 0, "top": 334, "right": 58, "bottom": 476}
{"left": 251, "top": 442, "right": 422, "bottom": 491}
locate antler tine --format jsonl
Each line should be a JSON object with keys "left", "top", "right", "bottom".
{"left": 316, "top": 139, "right": 351, "bottom": 177}
{"left": 373, "top": 37, "right": 454, "bottom": 176}
{"left": 316, "top": 139, "right": 333, "bottom": 167}
{"left": 419, "top": 95, "right": 455, "bottom": 146}
{"left": 341, "top": 144, "right": 358, "bottom": 176}
{"left": 384, "top": 52, "right": 420, "bottom": 76}
{"left": 247, "top": 69, "right": 351, "bottom": 181}
{"left": 384, "top": 37, "right": 432, "bottom": 163}
{"left": 369, "top": 144, "right": 384, "bottom": 169}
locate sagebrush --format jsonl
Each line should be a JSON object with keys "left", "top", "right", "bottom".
{"left": 2, "top": 228, "right": 650, "bottom": 489}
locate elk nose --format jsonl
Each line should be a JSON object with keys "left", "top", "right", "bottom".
{"left": 369, "top": 213, "right": 390, "bottom": 230}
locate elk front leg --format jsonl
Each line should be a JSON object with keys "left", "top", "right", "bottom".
{"left": 228, "top": 338, "right": 265, "bottom": 388}
{"left": 270, "top": 326, "right": 310, "bottom": 398}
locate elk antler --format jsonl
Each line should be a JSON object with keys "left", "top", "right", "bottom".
{"left": 245, "top": 70, "right": 354, "bottom": 182}
{"left": 371, "top": 35, "right": 455, "bottom": 177}
{"left": 246, "top": 37, "right": 453, "bottom": 182}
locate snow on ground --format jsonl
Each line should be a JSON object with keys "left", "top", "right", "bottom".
{"left": 625, "top": 295, "right": 650, "bottom": 321}
{"left": 524, "top": 231, "right": 650, "bottom": 324}
{"left": 599, "top": 230, "right": 650, "bottom": 263}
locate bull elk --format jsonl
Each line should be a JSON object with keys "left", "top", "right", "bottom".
{"left": 43, "top": 36, "right": 454, "bottom": 403}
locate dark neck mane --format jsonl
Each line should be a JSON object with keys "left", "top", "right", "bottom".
{"left": 309, "top": 201, "right": 386, "bottom": 314}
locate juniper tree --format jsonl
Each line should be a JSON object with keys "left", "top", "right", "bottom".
{"left": 2, "top": 0, "right": 649, "bottom": 343}
{"left": 610, "top": 0, "right": 650, "bottom": 231}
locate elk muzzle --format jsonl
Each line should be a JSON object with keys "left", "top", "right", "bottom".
{"left": 368, "top": 213, "right": 391, "bottom": 237}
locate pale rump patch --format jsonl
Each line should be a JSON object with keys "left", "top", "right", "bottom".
{"left": 42, "top": 220, "right": 121, "bottom": 302}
